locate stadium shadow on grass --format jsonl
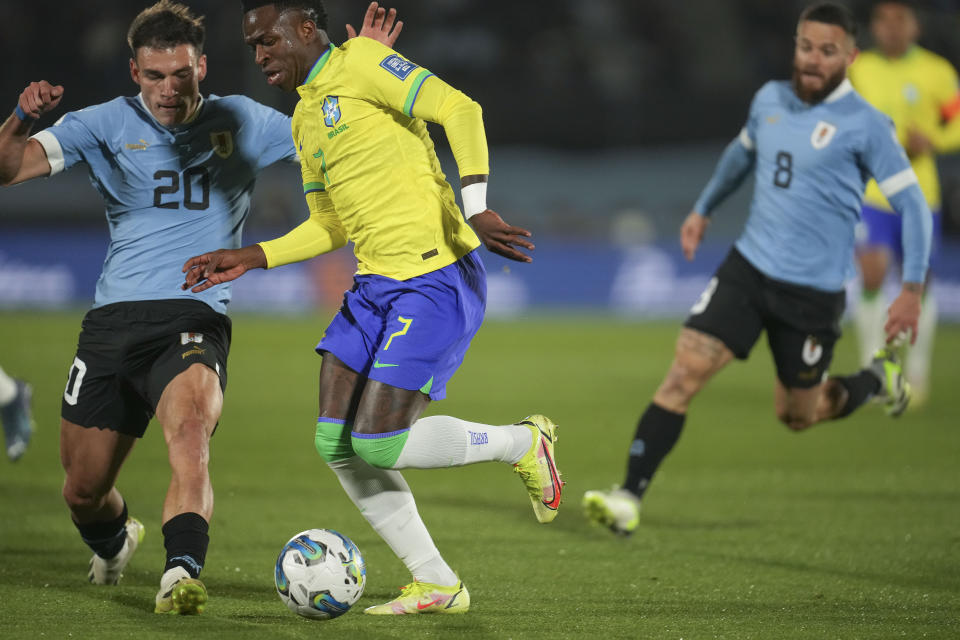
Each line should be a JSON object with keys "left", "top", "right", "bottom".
{"left": 695, "top": 549, "right": 960, "bottom": 592}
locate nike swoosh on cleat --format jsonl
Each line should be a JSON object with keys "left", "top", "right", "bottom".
{"left": 417, "top": 597, "right": 444, "bottom": 610}
{"left": 540, "top": 445, "right": 563, "bottom": 510}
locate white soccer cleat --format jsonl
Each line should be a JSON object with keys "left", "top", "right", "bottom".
{"left": 582, "top": 486, "right": 641, "bottom": 535}
{"left": 88, "top": 517, "right": 145, "bottom": 585}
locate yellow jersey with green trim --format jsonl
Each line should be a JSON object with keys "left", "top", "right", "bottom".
{"left": 282, "top": 37, "right": 484, "bottom": 281}
{"left": 849, "top": 46, "right": 960, "bottom": 212}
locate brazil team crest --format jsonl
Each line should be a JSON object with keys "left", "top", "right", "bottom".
{"left": 810, "top": 121, "right": 837, "bottom": 150}
{"left": 210, "top": 131, "right": 234, "bottom": 158}
{"left": 322, "top": 96, "right": 342, "bottom": 127}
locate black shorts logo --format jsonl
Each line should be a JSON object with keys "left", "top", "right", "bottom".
{"left": 802, "top": 335, "right": 823, "bottom": 366}
{"left": 181, "top": 346, "right": 206, "bottom": 359}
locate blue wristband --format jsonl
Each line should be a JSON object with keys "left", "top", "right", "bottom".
{"left": 14, "top": 104, "right": 28, "bottom": 121}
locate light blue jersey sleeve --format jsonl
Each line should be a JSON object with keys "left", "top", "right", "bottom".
{"left": 237, "top": 96, "right": 298, "bottom": 168}
{"left": 693, "top": 90, "right": 759, "bottom": 216}
{"left": 859, "top": 115, "right": 932, "bottom": 283}
{"left": 31, "top": 103, "right": 111, "bottom": 175}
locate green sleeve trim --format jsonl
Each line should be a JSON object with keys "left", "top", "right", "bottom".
{"left": 303, "top": 181, "right": 326, "bottom": 193}
{"left": 403, "top": 71, "right": 435, "bottom": 116}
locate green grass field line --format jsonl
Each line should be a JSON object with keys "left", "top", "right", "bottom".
{"left": 1, "top": 311, "right": 958, "bottom": 638}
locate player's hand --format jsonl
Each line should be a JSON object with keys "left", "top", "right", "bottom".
{"left": 905, "top": 128, "right": 934, "bottom": 157}
{"left": 680, "top": 211, "right": 709, "bottom": 261}
{"left": 346, "top": 2, "right": 403, "bottom": 48}
{"left": 885, "top": 284, "right": 922, "bottom": 345}
{"left": 182, "top": 246, "right": 267, "bottom": 293}
{"left": 18, "top": 81, "right": 64, "bottom": 120}
{"left": 469, "top": 210, "right": 534, "bottom": 263}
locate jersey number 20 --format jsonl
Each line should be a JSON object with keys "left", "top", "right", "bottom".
{"left": 154, "top": 168, "right": 210, "bottom": 210}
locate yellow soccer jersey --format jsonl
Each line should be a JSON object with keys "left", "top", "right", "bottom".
{"left": 849, "top": 46, "right": 960, "bottom": 212}
{"left": 261, "top": 37, "right": 486, "bottom": 281}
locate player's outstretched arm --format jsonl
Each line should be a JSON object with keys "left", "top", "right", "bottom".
{"left": 470, "top": 209, "right": 534, "bottom": 263}
{"left": 0, "top": 81, "right": 62, "bottom": 186}
{"left": 461, "top": 175, "right": 534, "bottom": 263}
{"left": 346, "top": 2, "right": 403, "bottom": 48}
{"left": 885, "top": 282, "right": 922, "bottom": 345}
{"left": 182, "top": 246, "right": 267, "bottom": 293}
{"left": 680, "top": 211, "right": 710, "bottom": 261}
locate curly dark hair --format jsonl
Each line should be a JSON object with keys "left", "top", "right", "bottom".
{"left": 239, "top": 1, "right": 328, "bottom": 31}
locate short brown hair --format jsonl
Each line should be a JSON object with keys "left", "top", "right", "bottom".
{"left": 127, "top": 0, "right": 205, "bottom": 57}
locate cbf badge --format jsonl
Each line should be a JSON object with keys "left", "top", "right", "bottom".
{"left": 210, "top": 131, "right": 234, "bottom": 158}
{"left": 322, "top": 96, "right": 342, "bottom": 127}
{"left": 810, "top": 121, "right": 837, "bottom": 150}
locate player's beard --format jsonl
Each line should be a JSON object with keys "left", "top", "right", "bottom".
{"left": 791, "top": 65, "right": 846, "bottom": 104}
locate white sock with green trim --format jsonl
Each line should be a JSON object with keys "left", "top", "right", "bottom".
{"left": 326, "top": 456, "right": 458, "bottom": 586}
{"left": 393, "top": 416, "right": 533, "bottom": 469}
{"left": 854, "top": 290, "right": 887, "bottom": 366}
{"left": 0, "top": 366, "right": 17, "bottom": 406}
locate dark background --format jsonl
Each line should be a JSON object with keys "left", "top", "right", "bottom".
{"left": 1, "top": 0, "right": 959, "bottom": 236}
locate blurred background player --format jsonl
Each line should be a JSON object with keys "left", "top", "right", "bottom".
{"left": 0, "top": 0, "right": 396, "bottom": 615}
{"left": 0, "top": 365, "right": 33, "bottom": 461}
{"left": 583, "top": 3, "right": 932, "bottom": 535}
{"left": 183, "top": 0, "right": 562, "bottom": 615}
{"left": 849, "top": 0, "right": 960, "bottom": 404}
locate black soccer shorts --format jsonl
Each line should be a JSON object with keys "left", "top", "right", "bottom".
{"left": 61, "top": 299, "right": 231, "bottom": 437}
{"left": 684, "top": 248, "right": 846, "bottom": 388}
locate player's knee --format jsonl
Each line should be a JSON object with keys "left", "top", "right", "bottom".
{"left": 315, "top": 420, "right": 354, "bottom": 463}
{"left": 62, "top": 479, "right": 107, "bottom": 513}
{"left": 776, "top": 408, "right": 814, "bottom": 431}
{"left": 350, "top": 432, "right": 403, "bottom": 470}
{"left": 166, "top": 419, "right": 210, "bottom": 467}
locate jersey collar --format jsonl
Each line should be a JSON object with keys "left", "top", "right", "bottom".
{"left": 824, "top": 78, "right": 853, "bottom": 104}
{"left": 136, "top": 93, "right": 205, "bottom": 129}
{"left": 302, "top": 43, "right": 335, "bottom": 87}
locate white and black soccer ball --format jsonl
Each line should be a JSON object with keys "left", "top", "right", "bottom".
{"left": 275, "top": 528, "right": 366, "bottom": 620}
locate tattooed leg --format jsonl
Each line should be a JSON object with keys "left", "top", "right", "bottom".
{"left": 652, "top": 328, "right": 736, "bottom": 413}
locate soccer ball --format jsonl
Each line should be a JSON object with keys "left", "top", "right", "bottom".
{"left": 275, "top": 529, "right": 366, "bottom": 619}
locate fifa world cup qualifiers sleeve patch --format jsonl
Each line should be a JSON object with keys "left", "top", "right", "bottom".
{"left": 379, "top": 54, "right": 419, "bottom": 80}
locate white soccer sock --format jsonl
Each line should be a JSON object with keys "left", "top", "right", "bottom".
{"left": 393, "top": 416, "right": 533, "bottom": 469}
{"left": 0, "top": 366, "right": 17, "bottom": 406}
{"left": 906, "top": 292, "right": 937, "bottom": 397}
{"left": 326, "top": 456, "right": 458, "bottom": 586}
{"left": 854, "top": 290, "right": 887, "bottom": 366}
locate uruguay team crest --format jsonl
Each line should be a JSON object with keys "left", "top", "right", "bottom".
{"left": 801, "top": 335, "right": 823, "bottom": 366}
{"left": 210, "top": 131, "right": 233, "bottom": 158}
{"left": 322, "top": 96, "right": 342, "bottom": 127}
{"left": 810, "top": 121, "right": 837, "bottom": 150}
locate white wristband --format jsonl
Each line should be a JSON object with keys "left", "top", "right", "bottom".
{"left": 461, "top": 181, "right": 488, "bottom": 219}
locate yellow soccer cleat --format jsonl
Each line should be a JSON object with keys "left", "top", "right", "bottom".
{"left": 88, "top": 517, "right": 145, "bottom": 585}
{"left": 582, "top": 486, "right": 641, "bottom": 536}
{"left": 513, "top": 415, "right": 563, "bottom": 523}
{"left": 364, "top": 580, "right": 469, "bottom": 615}
{"left": 154, "top": 566, "right": 207, "bottom": 615}
{"left": 869, "top": 347, "right": 911, "bottom": 417}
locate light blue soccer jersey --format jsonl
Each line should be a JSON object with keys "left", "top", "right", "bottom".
{"left": 32, "top": 94, "right": 297, "bottom": 313}
{"left": 693, "top": 79, "right": 932, "bottom": 291}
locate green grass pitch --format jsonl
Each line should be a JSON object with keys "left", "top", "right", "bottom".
{"left": 1, "top": 310, "right": 958, "bottom": 639}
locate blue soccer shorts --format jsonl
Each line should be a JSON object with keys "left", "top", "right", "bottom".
{"left": 316, "top": 250, "right": 486, "bottom": 401}
{"left": 858, "top": 204, "right": 942, "bottom": 270}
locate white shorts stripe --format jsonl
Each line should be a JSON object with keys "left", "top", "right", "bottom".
{"left": 878, "top": 167, "right": 919, "bottom": 198}
{"left": 30, "top": 130, "right": 64, "bottom": 176}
